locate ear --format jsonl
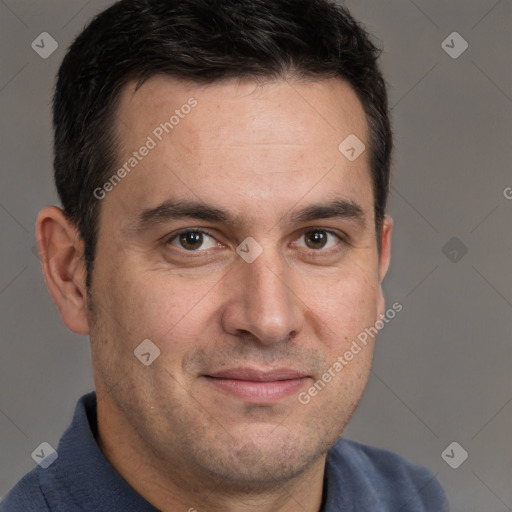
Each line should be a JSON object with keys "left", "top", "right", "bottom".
{"left": 376, "top": 215, "right": 393, "bottom": 319}
{"left": 36, "top": 206, "right": 90, "bottom": 334}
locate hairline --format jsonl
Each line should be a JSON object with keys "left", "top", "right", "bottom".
{"left": 84, "top": 72, "right": 384, "bottom": 289}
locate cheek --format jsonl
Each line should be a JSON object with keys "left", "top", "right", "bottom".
{"left": 299, "top": 265, "right": 381, "bottom": 351}
{"left": 101, "top": 267, "right": 221, "bottom": 348}
{"left": 88, "top": 270, "right": 207, "bottom": 398}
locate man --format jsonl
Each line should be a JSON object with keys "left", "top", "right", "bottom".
{"left": 2, "top": 0, "right": 448, "bottom": 510}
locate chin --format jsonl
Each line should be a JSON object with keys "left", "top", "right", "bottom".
{"left": 183, "top": 423, "right": 331, "bottom": 492}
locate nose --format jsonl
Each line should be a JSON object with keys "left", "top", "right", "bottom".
{"left": 220, "top": 250, "right": 304, "bottom": 345}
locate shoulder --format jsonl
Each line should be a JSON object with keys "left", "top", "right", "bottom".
{"left": 326, "top": 438, "right": 449, "bottom": 511}
{"left": 1, "top": 470, "right": 49, "bottom": 512}
{"left": 1, "top": 393, "right": 95, "bottom": 512}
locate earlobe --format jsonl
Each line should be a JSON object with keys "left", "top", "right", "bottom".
{"left": 36, "top": 206, "right": 90, "bottom": 334}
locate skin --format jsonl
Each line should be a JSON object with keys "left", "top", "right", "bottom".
{"left": 37, "top": 75, "right": 392, "bottom": 512}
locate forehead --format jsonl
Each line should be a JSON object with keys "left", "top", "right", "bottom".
{"left": 115, "top": 75, "right": 368, "bottom": 147}
{"left": 107, "top": 75, "right": 373, "bottom": 226}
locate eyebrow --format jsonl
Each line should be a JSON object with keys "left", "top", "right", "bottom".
{"left": 288, "top": 199, "right": 366, "bottom": 228}
{"left": 136, "top": 200, "right": 232, "bottom": 230}
{"left": 134, "top": 198, "right": 366, "bottom": 232}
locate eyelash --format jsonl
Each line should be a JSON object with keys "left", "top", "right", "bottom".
{"left": 165, "top": 228, "right": 348, "bottom": 254}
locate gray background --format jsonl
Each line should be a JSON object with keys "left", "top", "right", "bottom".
{"left": 0, "top": 1, "right": 511, "bottom": 510}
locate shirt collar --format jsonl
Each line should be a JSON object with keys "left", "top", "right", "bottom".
{"left": 43, "top": 392, "right": 352, "bottom": 511}
{"left": 40, "top": 392, "right": 159, "bottom": 512}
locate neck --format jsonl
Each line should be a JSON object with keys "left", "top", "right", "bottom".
{"left": 96, "top": 389, "right": 327, "bottom": 512}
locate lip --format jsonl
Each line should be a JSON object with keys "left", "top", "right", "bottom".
{"left": 203, "top": 367, "right": 311, "bottom": 403}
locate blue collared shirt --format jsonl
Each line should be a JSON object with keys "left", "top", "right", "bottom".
{"left": 1, "top": 393, "right": 448, "bottom": 511}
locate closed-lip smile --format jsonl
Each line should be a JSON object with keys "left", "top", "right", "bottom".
{"left": 203, "top": 367, "right": 311, "bottom": 403}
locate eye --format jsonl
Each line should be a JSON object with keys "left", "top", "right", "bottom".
{"left": 294, "top": 229, "right": 342, "bottom": 250}
{"left": 167, "top": 230, "right": 219, "bottom": 251}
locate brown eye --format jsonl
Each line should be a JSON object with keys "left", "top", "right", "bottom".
{"left": 179, "top": 231, "right": 203, "bottom": 250}
{"left": 295, "top": 229, "right": 342, "bottom": 251}
{"left": 168, "top": 230, "right": 218, "bottom": 251}
{"left": 304, "top": 230, "right": 328, "bottom": 249}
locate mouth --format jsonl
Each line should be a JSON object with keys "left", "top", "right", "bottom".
{"left": 202, "top": 367, "right": 311, "bottom": 403}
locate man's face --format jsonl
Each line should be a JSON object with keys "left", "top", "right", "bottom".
{"left": 87, "top": 76, "right": 391, "bottom": 489}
